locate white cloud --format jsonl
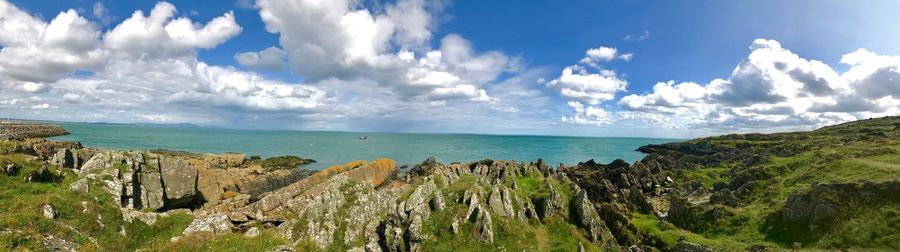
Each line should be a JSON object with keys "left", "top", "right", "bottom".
{"left": 547, "top": 66, "right": 627, "bottom": 105}
{"left": 561, "top": 101, "right": 614, "bottom": 126}
{"left": 235, "top": 46, "right": 286, "bottom": 71}
{"left": 0, "top": 0, "right": 539, "bottom": 133}
{"left": 0, "top": 3, "right": 104, "bottom": 83}
{"left": 614, "top": 38, "right": 900, "bottom": 133}
{"left": 252, "top": 0, "right": 516, "bottom": 104}
{"left": 584, "top": 46, "right": 617, "bottom": 62}
{"left": 103, "top": 2, "right": 241, "bottom": 57}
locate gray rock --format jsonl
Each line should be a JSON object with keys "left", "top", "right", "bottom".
{"left": 450, "top": 219, "right": 459, "bottom": 235}
{"left": 487, "top": 186, "right": 515, "bottom": 217}
{"left": 69, "top": 178, "right": 89, "bottom": 193}
{"left": 673, "top": 239, "right": 712, "bottom": 252}
{"left": 3, "top": 163, "right": 18, "bottom": 175}
{"left": 42, "top": 234, "right": 76, "bottom": 252}
{"left": 42, "top": 204, "right": 57, "bottom": 219}
{"left": 572, "top": 189, "right": 616, "bottom": 246}
{"left": 473, "top": 206, "right": 494, "bottom": 244}
{"left": 51, "top": 149, "right": 74, "bottom": 168}
{"left": 430, "top": 192, "right": 445, "bottom": 212}
{"left": 182, "top": 214, "right": 234, "bottom": 236}
{"left": 140, "top": 172, "right": 165, "bottom": 210}
{"left": 26, "top": 164, "right": 54, "bottom": 183}
{"left": 160, "top": 157, "right": 199, "bottom": 208}
{"left": 244, "top": 227, "right": 260, "bottom": 237}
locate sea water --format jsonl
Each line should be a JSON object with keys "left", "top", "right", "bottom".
{"left": 50, "top": 122, "right": 680, "bottom": 170}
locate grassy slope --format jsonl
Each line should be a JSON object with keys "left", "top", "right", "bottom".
{"left": 632, "top": 117, "right": 900, "bottom": 251}
{"left": 0, "top": 141, "right": 289, "bottom": 251}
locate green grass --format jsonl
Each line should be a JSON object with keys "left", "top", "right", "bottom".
{"left": 160, "top": 230, "right": 287, "bottom": 251}
{"left": 0, "top": 152, "right": 198, "bottom": 251}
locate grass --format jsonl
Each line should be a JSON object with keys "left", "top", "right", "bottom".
{"left": 0, "top": 150, "right": 201, "bottom": 251}
{"left": 630, "top": 117, "right": 900, "bottom": 251}
{"left": 258, "top": 155, "right": 315, "bottom": 171}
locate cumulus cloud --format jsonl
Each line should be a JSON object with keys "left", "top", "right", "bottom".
{"left": 235, "top": 46, "right": 287, "bottom": 71}
{"left": 548, "top": 45, "right": 631, "bottom": 106}
{"left": 615, "top": 38, "right": 900, "bottom": 132}
{"left": 0, "top": 2, "right": 104, "bottom": 84}
{"left": 103, "top": 2, "right": 242, "bottom": 57}
{"left": 0, "top": 0, "right": 330, "bottom": 126}
{"left": 0, "top": 0, "right": 536, "bottom": 132}
{"left": 252, "top": 0, "right": 517, "bottom": 104}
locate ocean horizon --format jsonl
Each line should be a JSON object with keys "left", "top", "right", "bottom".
{"left": 48, "top": 121, "right": 681, "bottom": 170}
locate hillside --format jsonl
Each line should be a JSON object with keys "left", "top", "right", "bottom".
{"left": 0, "top": 117, "right": 898, "bottom": 251}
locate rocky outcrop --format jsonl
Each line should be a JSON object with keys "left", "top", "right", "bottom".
{"left": 159, "top": 157, "right": 199, "bottom": 208}
{"left": 487, "top": 185, "right": 515, "bottom": 218}
{"left": 0, "top": 123, "right": 68, "bottom": 140}
{"left": 572, "top": 189, "right": 617, "bottom": 246}
{"left": 181, "top": 214, "right": 235, "bottom": 236}
{"left": 766, "top": 180, "right": 900, "bottom": 242}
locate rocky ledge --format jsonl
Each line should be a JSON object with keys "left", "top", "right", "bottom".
{"left": 0, "top": 122, "right": 69, "bottom": 140}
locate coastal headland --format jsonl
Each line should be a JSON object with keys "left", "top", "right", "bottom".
{"left": 1, "top": 117, "right": 898, "bottom": 251}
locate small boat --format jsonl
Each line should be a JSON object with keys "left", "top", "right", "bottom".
{"left": 358, "top": 136, "right": 368, "bottom": 140}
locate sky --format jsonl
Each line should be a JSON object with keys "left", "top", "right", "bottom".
{"left": 1, "top": 0, "right": 899, "bottom": 138}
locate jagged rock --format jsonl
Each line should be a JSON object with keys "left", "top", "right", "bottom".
{"left": 26, "top": 164, "right": 54, "bottom": 182}
{"left": 430, "top": 191, "right": 445, "bottom": 212}
{"left": 2, "top": 163, "right": 17, "bottom": 175}
{"left": 768, "top": 180, "right": 900, "bottom": 242}
{"left": 673, "top": 239, "right": 712, "bottom": 252}
{"left": 410, "top": 156, "right": 443, "bottom": 177}
{"left": 473, "top": 206, "right": 494, "bottom": 244}
{"left": 487, "top": 185, "right": 515, "bottom": 217}
{"left": 42, "top": 234, "right": 76, "bottom": 252}
{"left": 122, "top": 209, "right": 160, "bottom": 225}
{"left": 572, "top": 189, "right": 617, "bottom": 246}
{"left": 42, "top": 204, "right": 57, "bottom": 219}
{"left": 578, "top": 242, "right": 585, "bottom": 252}
{"left": 406, "top": 214, "right": 425, "bottom": 250}
{"left": 182, "top": 214, "right": 234, "bottom": 236}
{"left": 160, "top": 157, "right": 200, "bottom": 208}
{"left": 450, "top": 219, "right": 459, "bottom": 235}
{"left": 345, "top": 183, "right": 405, "bottom": 246}
{"left": 50, "top": 148, "right": 74, "bottom": 168}
{"left": 536, "top": 180, "right": 564, "bottom": 220}
{"left": 141, "top": 172, "right": 165, "bottom": 210}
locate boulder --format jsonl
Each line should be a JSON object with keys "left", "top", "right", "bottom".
{"left": 42, "top": 204, "right": 57, "bottom": 219}
{"left": 473, "top": 206, "right": 494, "bottom": 244}
{"left": 160, "top": 157, "right": 200, "bottom": 208}
{"left": 182, "top": 214, "right": 234, "bottom": 236}
{"left": 2, "top": 163, "right": 18, "bottom": 176}
{"left": 42, "top": 234, "right": 76, "bottom": 252}
{"left": 50, "top": 149, "right": 74, "bottom": 168}
{"left": 487, "top": 186, "right": 515, "bottom": 218}
{"left": 430, "top": 192, "right": 445, "bottom": 212}
{"left": 69, "top": 178, "right": 89, "bottom": 193}
{"left": 673, "top": 239, "right": 712, "bottom": 252}
{"left": 26, "top": 164, "right": 54, "bottom": 183}
{"left": 244, "top": 227, "right": 260, "bottom": 238}
{"left": 140, "top": 172, "right": 165, "bottom": 210}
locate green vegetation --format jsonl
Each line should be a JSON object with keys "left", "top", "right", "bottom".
{"left": 632, "top": 116, "right": 900, "bottom": 251}
{"left": 259, "top": 155, "right": 316, "bottom": 171}
{"left": 0, "top": 150, "right": 196, "bottom": 251}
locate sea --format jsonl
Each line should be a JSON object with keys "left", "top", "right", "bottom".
{"left": 49, "top": 122, "right": 680, "bottom": 170}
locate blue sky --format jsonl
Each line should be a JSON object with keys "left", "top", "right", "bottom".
{"left": 2, "top": 0, "right": 900, "bottom": 138}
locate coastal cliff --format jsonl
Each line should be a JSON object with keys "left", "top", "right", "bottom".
{"left": 1, "top": 117, "right": 899, "bottom": 251}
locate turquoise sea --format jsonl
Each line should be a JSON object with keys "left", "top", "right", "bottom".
{"left": 49, "top": 122, "right": 680, "bottom": 170}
